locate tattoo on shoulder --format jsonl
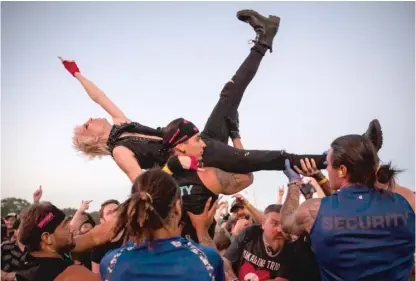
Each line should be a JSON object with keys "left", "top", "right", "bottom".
{"left": 296, "top": 199, "right": 321, "bottom": 233}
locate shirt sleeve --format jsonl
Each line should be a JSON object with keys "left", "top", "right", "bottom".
{"left": 1, "top": 243, "right": 11, "bottom": 271}
{"left": 199, "top": 245, "right": 226, "bottom": 281}
{"left": 91, "top": 246, "right": 104, "bottom": 264}
{"left": 223, "top": 226, "right": 252, "bottom": 264}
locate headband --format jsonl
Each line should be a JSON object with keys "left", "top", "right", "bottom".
{"left": 163, "top": 119, "right": 199, "bottom": 150}
{"left": 30, "top": 205, "right": 66, "bottom": 243}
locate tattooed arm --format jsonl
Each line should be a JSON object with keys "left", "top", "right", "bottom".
{"left": 196, "top": 227, "right": 240, "bottom": 280}
{"left": 193, "top": 219, "right": 239, "bottom": 281}
{"left": 280, "top": 181, "right": 321, "bottom": 236}
{"left": 223, "top": 258, "right": 239, "bottom": 281}
{"left": 199, "top": 168, "right": 253, "bottom": 195}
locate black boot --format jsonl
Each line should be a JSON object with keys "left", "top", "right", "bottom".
{"left": 286, "top": 152, "right": 328, "bottom": 171}
{"left": 362, "top": 119, "right": 383, "bottom": 152}
{"left": 237, "top": 9, "right": 280, "bottom": 52}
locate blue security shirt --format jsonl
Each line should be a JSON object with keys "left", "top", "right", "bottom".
{"left": 100, "top": 236, "right": 224, "bottom": 281}
{"left": 310, "top": 185, "right": 415, "bottom": 281}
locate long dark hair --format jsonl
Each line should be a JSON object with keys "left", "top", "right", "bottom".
{"left": 330, "top": 134, "right": 401, "bottom": 190}
{"left": 114, "top": 169, "right": 180, "bottom": 245}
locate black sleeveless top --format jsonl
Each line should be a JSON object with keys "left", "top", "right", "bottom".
{"left": 173, "top": 170, "right": 218, "bottom": 243}
{"left": 106, "top": 122, "right": 167, "bottom": 169}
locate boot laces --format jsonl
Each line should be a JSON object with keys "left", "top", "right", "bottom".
{"left": 247, "top": 32, "right": 260, "bottom": 45}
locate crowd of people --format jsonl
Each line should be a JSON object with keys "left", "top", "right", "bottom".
{"left": 2, "top": 9, "right": 415, "bottom": 281}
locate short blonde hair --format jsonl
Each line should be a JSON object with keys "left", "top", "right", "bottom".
{"left": 72, "top": 125, "right": 110, "bottom": 159}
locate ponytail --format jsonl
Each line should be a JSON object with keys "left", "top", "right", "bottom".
{"left": 375, "top": 162, "right": 403, "bottom": 191}
{"left": 114, "top": 192, "right": 164, "bottom": 245}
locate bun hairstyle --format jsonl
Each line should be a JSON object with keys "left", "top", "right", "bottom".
{"left": 330, "top": 134, "right": 403, "bottom": 191}
{"left": 114, "top": 169, "right": 180, "bottom": 245}
{"left": 376, "top": 162, "right": 403, "bottom": 190}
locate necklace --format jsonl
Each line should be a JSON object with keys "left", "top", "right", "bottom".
{"left": 262, "top": 234, "right": 282, "bottom": 258}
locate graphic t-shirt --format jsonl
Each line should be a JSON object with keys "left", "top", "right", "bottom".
{"left": 224, "top": 225, "right": 293, "bottom": 281}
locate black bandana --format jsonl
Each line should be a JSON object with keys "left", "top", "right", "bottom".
{"left": 29, "top": 205, "right": 66, "bottom": 245}
{"left": 163, "top": 119, "right": 199, "bottom": 150}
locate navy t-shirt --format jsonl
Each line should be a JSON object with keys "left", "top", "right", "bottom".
{"left": 100, "top": 236, "right": 224, "bottom": 281}
{"left": 311, "top": 186, "right": 415, "bottom": 281}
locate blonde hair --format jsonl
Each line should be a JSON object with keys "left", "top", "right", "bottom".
{"left": 72, "top": 125, "right": 110, "bottom": 159}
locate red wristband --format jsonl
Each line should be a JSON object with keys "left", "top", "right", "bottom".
{"left": 189, "top": 156, "right": 199, "bottom": 171}
{"left": 62, "top": 61, "right": 80, "bottom": 77}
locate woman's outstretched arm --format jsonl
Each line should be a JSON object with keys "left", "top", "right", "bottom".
{"left": 59, "top": 56, "right": 128, "bottom": 125}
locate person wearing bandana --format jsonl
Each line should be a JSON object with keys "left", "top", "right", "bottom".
{"left": 58, "top": 10, "right": 384, "bottom": 184}
{"left": 15, "top": 202, "right": 114, "bottom": 281}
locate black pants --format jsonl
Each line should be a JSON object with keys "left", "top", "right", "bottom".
{"left": 201, "top": 44, "right": 326, "bottom": 173}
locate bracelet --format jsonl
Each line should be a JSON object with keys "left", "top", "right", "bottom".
{"left": 162, "top": 165, "right": 173, "bottom": 175}
{"left": 244, "top": 202, "right": 251, "bottom": 208}
{"left": 288, "top": 179, "right": 301, "bottom": 186}
{"left": 313, "top": 172, "right": 325, "bottom": 181}
{"left": 318, "top": 177, "right": 328, "bottom": 185}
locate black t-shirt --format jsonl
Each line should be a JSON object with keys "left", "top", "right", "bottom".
{"left": 173, "top": 170, "right": 218, "bottom": 243}
{"left": 224, "top": 225, "right": 321, "bottom": 281}
{"left": 15, "top": 253, "right": 73, "bottom": 281}
{"left": 91, "top": 235, "right": 124, "bottom": 264}
{"left": 286, "top": 234, "right": 322, "bottom": 281}
{"left": 1, "top": 241, "right": 24, "bottom": 272}
{"left": 75, "top": 250, "right": 92, "bottom": 270}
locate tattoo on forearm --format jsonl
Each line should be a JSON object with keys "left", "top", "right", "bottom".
{"left": 281, "top": 183, "right": 301, "bottom": 233}
{"left": 223, "top": 258, "right": 238, "bottom": 281}
{"left": 281, "top": 183, "right": 321, "bottom": 235}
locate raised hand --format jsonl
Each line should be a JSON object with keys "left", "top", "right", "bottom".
{"left": 177, "top": 156, "right": 205, "bottom": 172}
{"left": 58, "top": 56, "right": 80, "bottom": 76}
{"left": 277, "top": 186, "right": 285, "bottom": 204}
{"left": 278, "top": 186, "right": 284, "bottom": 196}
{"left": 232, "top": 193, "right": 247, "bottom": 205}
{"left": 33, "top": 185, "right": 43, "bottom": 203}
{"left": 187, "top": 197, "right": 218, "bottom": 232}
{"left": 294, "top": 158, "right": 320, "bottom": 177}
{"left": 79, "top": 200, "right": 92, "bottom": 212}
{"left": 284, "top": 159, "right": 302, "bottom": 182}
